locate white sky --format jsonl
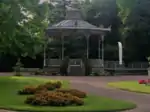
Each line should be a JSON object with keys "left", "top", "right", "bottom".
{"left": 39, "top": 0, "right": 47, "bottom": 4}
{"left": 40, "top": 0, "right": 47, "bottom": 2}
{"left": 40, "top": 0, "right": 85, "bottom": 4}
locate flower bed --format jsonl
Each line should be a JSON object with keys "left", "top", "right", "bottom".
{"left": 25, "top": 91, "right": 84, "bottom": 106}
{"left": 18, "top": 80, "right": 86, "bottom": 107}
{"left": 138, "top": 79, "right": 150, "bottom": 85}
{"left": 0, "top": 76, "right": 136, "bottom": 112}
{"left": 18, "top": 81, "right": 62, "bottom": 95}
{"left": 56, "top": 89, "right": 87, "bottom": 98}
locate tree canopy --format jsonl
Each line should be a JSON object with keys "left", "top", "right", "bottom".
{"left": 0, "top": 0, "right": 150, "bottom": 64}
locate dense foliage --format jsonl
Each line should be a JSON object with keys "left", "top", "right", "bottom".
{"left": 0, "top": 0, "right": 150, "bottom": 71}
{"left": 25, "top": 91, "right": 84, "bottom": 106}
{"left": 56, "top": 89, "right": 87, "bottom": 98}
{"left": 18, "top": 81, "right": 62, "bottom": 95}
{"left": 18, "top": 80, "right": 86, "bottom": 106}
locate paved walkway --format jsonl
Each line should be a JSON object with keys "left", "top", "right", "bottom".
{"left": 0, "top": 75, "right": 150, "bottom": 112}
{"left": 48, "top": 76, "right": 150, "bottom": 112}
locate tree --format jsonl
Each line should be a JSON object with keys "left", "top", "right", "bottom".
{"left": 81, "top": 0, "right": 120, "bottom": 59}
{"left": 0, "top": 0, "right": 50, "bottom": 59}
{"left": 116, "top": 0, "right": 136, "bottom": 44}
{"left": 124, "top": 0, "right": 150, "bottom": 61}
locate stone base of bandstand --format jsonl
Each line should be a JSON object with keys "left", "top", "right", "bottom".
{"left": 43, "top": 66, "right": 60, "bottom": 73}
{"left": 147, "top": 67, "right": 150, "bottom": 78}
{"left": 114, "top": 65, "right": 125, "bottom": 75}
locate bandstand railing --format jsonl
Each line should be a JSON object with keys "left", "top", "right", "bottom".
{"left": 104, "top": 61, "right": 149, "bottom": 70}
{"left": 45, "top": 59, "right": 149, "bottom": 75}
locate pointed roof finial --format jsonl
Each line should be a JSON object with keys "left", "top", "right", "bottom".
{"left": 66, "top": 0, "right": 81, "bottom": 20}
{"left": 70, "top": 0, "right": 79, "bottom": 9}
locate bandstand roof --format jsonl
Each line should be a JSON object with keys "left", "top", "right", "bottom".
{"left": 46, "top": 0, "right": 111, "bottom": 36}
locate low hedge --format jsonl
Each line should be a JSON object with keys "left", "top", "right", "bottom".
{"left": 20, "top": 68, "right": 40, "bottom": 72}
{"left": 18, "top": 81, "right": 85, "bottom": 107}
{"left": 18, "top": 81, "right": 62, "bottom": 95}
{"left": 44, "top": 81, "right": 62, "bottom": 89}
{"left": 25, "top": 91, "right": 84, "bottom": 106}
{"left": 56, "top": 89, "right": 87, "bottom": 98}
{"left": 18, "top": 86, "right": 47, "bottom": 95}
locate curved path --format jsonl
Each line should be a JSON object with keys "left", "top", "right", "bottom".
{"left": 48, "top": 76, "right": 150, "bottom": 112}
{"left": 0, "top": 75, "right": 150, "bottom": 112}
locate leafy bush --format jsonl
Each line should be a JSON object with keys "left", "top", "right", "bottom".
{"left": 33, "top": 69, "right": 45, "bottom": 75}
{"left": 56, "top": 89, "right": 87, "bottom": 98}
{"left": 90, "top": 71, "right": 112, "bottom": 76}
{"left": 32, "top": 69, "right": 59, "bottom": 76}
{"left": 49, "top": 81, "right": 62, "bottom": 89}
{"left": 100, "top": 71, "right": 112, "bottom": 76}
{"left": 18, "top": 86, "right": 37, "bottom": 95}
{"left": 18, "top": 81, "right": 62, "bottom": 95}
{"left": 38, "top": 81, "right": 62, "bottom": 90}
{"left": 37, "top": 83, "right": 56, "bottom": 91}
{"left": 18, "top": 85, "right": 48, "bottom": 95}
{"left": 36, "top": 85, "right": 48, "bottom": 92}
{"left": 25, "top": 91, "right": 84, "bottom": 106}
{"left": 90, "top": 72, "right": 99, "bottom": 76}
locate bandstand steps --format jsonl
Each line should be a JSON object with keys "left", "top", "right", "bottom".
{"left": 68, "top": 66, "right": 84, "bottom": 76}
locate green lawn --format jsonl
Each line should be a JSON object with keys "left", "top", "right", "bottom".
{"left": 0, "top": 76, "right": 136, "bottom": 112}
{"left": 108, "top": 81, "right": 150, "bottom": 94}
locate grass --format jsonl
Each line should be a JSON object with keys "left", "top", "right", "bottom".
{"left": 108, "top": 81, "right": 150, "bottom": 94}
{"left": 0, "top": 76, "right": 136, "bottom": 112}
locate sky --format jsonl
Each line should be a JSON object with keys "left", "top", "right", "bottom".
{"left": 40, "top": 0, "right": 84, "bottom": 3}
{"left": 39, "top": 0, "right": 47, "bottom": 4}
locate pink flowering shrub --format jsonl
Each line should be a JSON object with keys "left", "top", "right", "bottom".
{"left": 138, "top": 80, "right": 147, "bottom": 84}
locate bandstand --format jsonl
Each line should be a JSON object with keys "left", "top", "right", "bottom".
{"left": 45, "top": 0, "right": 111, "bottom": 75}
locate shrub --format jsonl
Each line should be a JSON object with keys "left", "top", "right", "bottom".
{"left": 25, "top": 91, "right": 84, "bottom": 106}
{"left": 18, "top": 86, "right": 37, "bottom": 95}
{"left": 138, "top": 80, "right": 147, "bottom": 84}
{"left": 18, "top": 81, "right": 62, "bottom": 95}
{"left": 37, "top": 83, "right": 55, "bottom": 91}
{"left": 90, "top": 72, "right": 99, "bottom": 76}
{"left": 56, "top": 89, "right": 87, "bottom": 98}
{"left": 14, "top": 72, "right": 22, "bottom": 76}
{"left": 44, "top": 81, "right": 62, "bottom": 90}
{"left": 54, "top": 81, "right": 62, "bottom": 88}
{"left": 35, "top": 85, "right": 48, "bottom": 92}
{"left": 100, "top": 71, "right": 112, "bottom": 76}
{"left": 18, "top": 85, "right": 47, "bottom": 95}
{"left": 34, "top": 69, "right": 45, "bottom": 75}
{"left": 33, "top": 70, "right": 60, "bottom": 76}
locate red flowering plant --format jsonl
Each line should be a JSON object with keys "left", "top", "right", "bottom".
{"left": 138, "top": 80, "right": 147, "bottom": 85}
